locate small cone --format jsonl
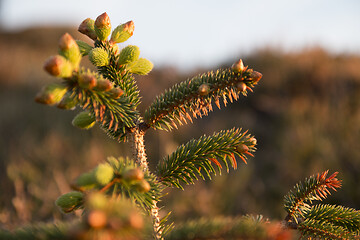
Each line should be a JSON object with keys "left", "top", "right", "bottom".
{"left": 78, "top": 18, "right": 97, "bottom": 40}
{"left": 94, "top": 12, "right": 111, "bottom": 41}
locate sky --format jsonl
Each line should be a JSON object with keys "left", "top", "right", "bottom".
{"left": 1, "top": 0, "right": 360, "bottom": 71}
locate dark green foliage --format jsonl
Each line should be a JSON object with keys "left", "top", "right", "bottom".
{"left": 157, "top": 128, "right": 256, "bottom": 189}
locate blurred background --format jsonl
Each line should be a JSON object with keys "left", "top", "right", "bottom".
{"left": 1, "top": 0, "right": 360, "bottom": 229}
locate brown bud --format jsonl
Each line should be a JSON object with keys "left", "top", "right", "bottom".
{"left": 95, "top": 12, "right": 111, "bottom": 29}
{"left": 78, "top": 74, "right": 97, "bottom": 89}
{"left": 250, "top": 71, "right": 262, "bottom": 83}
{"left": 59, "top": 33, "right": 76, "bottom": 51}
{"left": 108, "top": 88, "right": 124, "bottom": 99}
{"left": 198, "top": 83, "right": 210, "bottom": 96}
{"left": 78, "top": 18, "right": 97, "bottom": 40}
{"left": 95, "top": 79, "right": 113, "bottom": 91}
{"left": 43, "top": 55, "right": 73, "bottom": 78}
{"left": 87, "top": 210, "right": 107, "bottom": 229}
{"left": 232, "top": 59, "right": 245, "bottom": 72}
{"left": 236, "top": 144, "right": 249, "bottom": 153}
{"left": 123, "top": 168, "right": 144, "bottom": 182}
{"left": 249, "top": 137, "right": 257, "bottom": 146}
{"left": 236, "top": 82, "right": 247, "bottom": 92}
{"left": 134, "top": 180, "right": 151, "bottom": 193}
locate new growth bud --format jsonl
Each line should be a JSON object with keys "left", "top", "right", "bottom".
{"left": 111, "top": 20, "right": 135, "bottom": 43}
{"left": 95, "top": 78, "right": 113, "bottom": 91}
{"left": 232, "top": 59, "right": 245, "bottom": 73}
{"left": 94, "top": 163, "right": 114, "bottom": 185}
{"left": 72, "top": 111, "right": 96, "bottom": 129}
{"left": 35, "top": 83, "right": 67, "bottom": 105}
{"left": 250, "top": 71, "right": 262, "bottom": 83}
{"left": 249, "top": 137, "right": 257, "bottom": 146}
{"left": 43, "top": 55, "right": 73, "bottom": 78}
{"left": 123, "top": 168, "right": 144, "bottom": 182}
{"left": 236, "top": 82, "right": 247, "bottom": 92}
{"left": 198, "top": 83, "right": 210, "bottom": 96}
{"left": 55, "top": 191, "right": 84, "bottom": 213}
{"left": 236, "top": 144, "right": 249, "bottom": 153}
{"left": 78, "top": 73, "right": 97, "bottom": 89}
{"left": 108, "top": 88, "right": 124, "bottom": 99}
{"left": 58, "top": 33, "right": 81, "bottom": 69}
{"left": 127, "top": 58, "right": 153, "bottom": 75}
{"left": 117, "top": 45, "right": 140, "bottom": 65}
{"left": 94, "top": 12, "right": 111, "bottom": 41}
{"left": 78, "top": 18, "right": 97, "bottom": 40}
{"left": 134, "top": 180, "right": 151, "bottom": 193}
{"left": 57, "top": 92, "right": 78, "bottom": 110}
{"left": 88, "top": 47, "right": 109, "bottom": 67}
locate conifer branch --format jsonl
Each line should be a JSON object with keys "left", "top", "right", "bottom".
{"left": 144, "top": 62, "right": 262, "bottom": 131}
{"left": 284, "top": 170, "right": 342, "bottom": 223}
{"left": 157, "top": 128, "right": 256, "bottom": 189}
{"left": 303, "top": 204, "right": 360, "bottom": 235}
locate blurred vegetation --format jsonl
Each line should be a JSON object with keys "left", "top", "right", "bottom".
{"left": 1, "top": 27, "right": 360, "bottom": 229}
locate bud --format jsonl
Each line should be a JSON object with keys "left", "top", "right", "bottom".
{"left": 55, "top": 191, "right": 84, "bottom": 213}
{"left": 108, "top": 88, "right": 124, "bottom": 99}
{"left": 58, "top": 33, "right": 81, "bottom": 69}
{"left": 250, "top": 71, "right": 262, "bottom": 83}
{"left": 249, "top": 137, "right": 257, "bottom": 146}
{"left": 123, "top": 168, "right": 144, "bottom": 182}
{"left": 43, "top": 55, "right": 73, "bottom": 78}
{"left": 78, "top": 73, "right": 97, "bottom": 89}
{"left": 88, "top": 47, "right": 109, "bottom": 67}
{"left": 232, "top": 59, "right": 245, "bottom": 73}
{"left": 236, "top": 82, "right": 247, "bottom": 92}
{"left": 134, "top": 180, "right": 151, "bottom": 193}
{"left": 95, "top": 78, "right": 113, "bottom": 92}
{"left": 94, "top": 163, "right": 114, "bottom": 185}
{"left": 236, "top": 144, "right": 249, "bottom": 153}
{"left": 198, "top": 83, "right": 210, "bottom": 96}
{"left": 86, "top": 192, "right": 108, "bottom": 210}
{"left": 78, "top": 18, "right": 97, "bottom": 40}
{"left": 57, "top": 92, "right": 78, "bottom": 110}
{"left": 111, "top": 20, "right": 135, "bottom": 43}
{"left": 35, "top": 83, "right": 67, "bottom": 105}
{"left": 76, "top": 40, "right": 93, "bottom": 56}
{"left": 94, "top": 12, "right": 111, "bottom": 41}
{"left": 75, "top": 171, "right": 97, "bottom": 189}
{"left": 72, "top": 111, "right": 96, "bottom": 129}
{"left": 127, "top": 58, "right": 153, "bottom": 75}
{"left": 117, "top": 45, "right": 140, "bottom": 65}
{"left": 88, "top": 210, "right": 107, "bottom": 229}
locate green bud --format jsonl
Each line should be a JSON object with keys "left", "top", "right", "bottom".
{"left": 88, "top": 47, "right": 109, "bottom": 67}
{"left": 78, "top": 18, "right": 97, "bottom": 40}
{"left": 43, "top": 55, "right": 73, "bottom": 78}
{"left": 75, "top": 171, "right": 97, "bottom": 189}
{"left": 86, "top": 192, "right": 108, "bottom": 210}
{"left": 58, "top": 33, "right": 81, "bottom": 69}
{"left": 55, "top": 191, "right": 84, "bottom": 213}
{"left": 78, "top": 73, "right": 97, "bottom": 89}
{"left": 72, "top": 111, "right": 96, "bottom": 129}
{"left": 117, "top": 45, "right": 140, "bottom": 65}
{"left": 111, "top": 20, "right": 135, "bottom": 43}
{"left": 57, "top": 92, "right": 78, "bottom": 110}
{"left": 76, "top": 40, "right": 93, "bottom": 56}
{"left": 35, "top": 83, "right": 67, "bottom": 105}
{"left": 94, "top": 163, "right": 114, "bottom": 185}
{"left": 134, "top": 180, "right": 151, "bottom": 193}
{"left": 127, "top": 58, "right": 153, "bottom": 75}
{"left": 94, "top": 12, "right": 111, "bottom": 41}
